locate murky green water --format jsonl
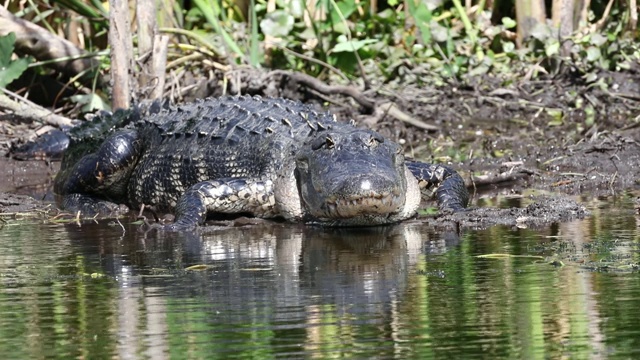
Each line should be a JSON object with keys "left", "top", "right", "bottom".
{"left": 1, "top": 195, "right": 639, "bottom": 359}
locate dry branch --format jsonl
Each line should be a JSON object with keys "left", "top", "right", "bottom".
{"left": 269, "top": 70, "right": 376, "bottom": 111}
{"left": 470, "top": 165, "right": 535, "bottom": 188}
{"left": 0, "top": 6, "right": 102, "bottom": 86}
{"left": 267, "top": 70, "right": 440, "bottom": 131}
{"left": 0, "top": 92, "right": 73, "bottom": 128}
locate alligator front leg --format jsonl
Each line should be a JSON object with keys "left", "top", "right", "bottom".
{"left": 54, "top": 129, "right": 141, "bottom": 216}
{"left": 406, "top": 160, "right": 469, "bottom": 212}
{"left": 164, "top": 178, "right": 277, "bottom": 229}
{"left": 58, "top": 193, "right": 129, "bottom": 216}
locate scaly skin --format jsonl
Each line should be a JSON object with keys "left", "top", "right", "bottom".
{"left": 53, "top": 95, "right": 469, "bottom": 229}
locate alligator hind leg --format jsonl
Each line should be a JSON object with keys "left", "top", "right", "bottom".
{"left": 55, "top": 129, "right": 141, "bottom": 216}
{"left": 165, "top": 178, "right": 276, "bottom": 229}
{"left": 406, "top": 160, "right": 469, "bottom": 212}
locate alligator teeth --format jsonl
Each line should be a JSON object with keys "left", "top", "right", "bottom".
{"left": 322, "top": 192, "right": 402, "bottom": 219}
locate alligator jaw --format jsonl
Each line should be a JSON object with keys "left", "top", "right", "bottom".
{"left": 305, "top": 167, "right": 421, "bottom": 226}
{"left": 323, "top": 191, "right": 402, "bottom": 218}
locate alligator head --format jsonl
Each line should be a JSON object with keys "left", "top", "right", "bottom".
{"left": 275, "top": 129, "right": 421, "bottom": 226}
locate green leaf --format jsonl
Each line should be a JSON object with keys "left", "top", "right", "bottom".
{"left": 0, "top": 33, "right": 32, "bottom": 89}
{"left": 577, "top": 33, "right": 591, "bottom": 44}
{"left": 260, "top": 10, "right": 294, "bottom": 37}
{"left": 586, "top": 46, "right": 601, "bottom": 62}
{"left": 468, "top": 64, "right": 490, "bottom": 77}
{"left": 501, "top": 17, "right": 516, "bottom": 29}
{"left": 329, "top": 0, "right": 358, "bottom": 24}
{"left": 584, "top": 104, "right": 595, "bottom": 127}
{"left": 583, "top": 72, "right": 598, "bottom": 83}
{"left": 193, "top": 0, "right": 245, "bottom": 62}
{"left": 248, "top": 0, "right": 261, "bottom": 67}
{"left": 0, "top": 32, "right": 17, "bottom": 67}
{"left": 545, "top": 41, "right": 560, "bottom": 57}
{"left": 529, "top": 23, "right": 550, "bottom": 41}
{"left": 546, "top": 109, "right": 564, "bottom": 126}
{"left": 331, "top": 38, "right": 378, "bottom": 53}
{"left": 503, "top": 41, "right": 515, "bottom": 54}
{"left": 0, "top": 57, "right": 30, "bottom": 89}
{"left": 406, "top": 0, "right": 432, "bottom": 45}
{"left": 69, "top": 93, "right": 110, "bottom": 112}
{"left": 288, "top": 0, "right": 304, "bottom": 18}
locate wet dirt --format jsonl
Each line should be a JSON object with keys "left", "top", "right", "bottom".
{"left": 1, "top": 69, "right": 639, "bottom": 228}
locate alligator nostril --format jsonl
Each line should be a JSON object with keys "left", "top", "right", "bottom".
{"left": 360, "top": 179, "right": 372, "bottom": 191}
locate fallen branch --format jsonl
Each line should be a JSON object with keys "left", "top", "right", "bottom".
{"left": 269, "top": 70, "right": 375, "bottom": 111}
{"left": 0, "top": 6, "right": 102, "bottom": 86}
{"left": 375, "top": 102, "right": 440, "bottom": 131}
{"left": 267, "top": 70, "right": 440, "bottom": 131}
{"left": 470, "top": 167, "right": 535, "bottom": 187}
{"left": 0, "top": 90, "right": 73, "bottom": 128}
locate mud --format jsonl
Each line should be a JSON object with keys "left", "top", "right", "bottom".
{"left": 1, "top": 69, "right": 639, "bottom": 229}
{"left": 422, "top": 196, "right": 591, "bottom": 231}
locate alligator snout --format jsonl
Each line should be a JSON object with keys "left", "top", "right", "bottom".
{"left": 323, "top": 173, "right": 405, "bottom": 217}
{"left": 296, "top": 128, "right": 410, "bottom": 224}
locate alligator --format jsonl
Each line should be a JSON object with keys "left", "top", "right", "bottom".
{"left": 52, "top": 95, "right": 469, "bottom": 229}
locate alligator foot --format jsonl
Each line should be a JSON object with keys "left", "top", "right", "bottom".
{"left": 159, "top": 177, "right": 277, "bottom": 229}
{"left": 406, "top": 160, "right": 469, "bottom": 212}
{"left": 59, "top": 193, "right": 129, "bottom": 217}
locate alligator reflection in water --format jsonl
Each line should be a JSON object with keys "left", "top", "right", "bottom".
{"left": 198, "top": 224, "right": 459, "bottom": 321}
{"left": 4, "top": 197, "right": 640, "bottom": 358}
{"left": 56, "top": 221, "right": 459, "bottom": 357}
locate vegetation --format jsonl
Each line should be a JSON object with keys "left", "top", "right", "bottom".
{"left": 0, "top": 0, "right": 636, "bottom": 113}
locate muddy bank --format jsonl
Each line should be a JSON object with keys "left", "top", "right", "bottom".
{"left": 1, "top": 69, "right": 639, "bottom": 228}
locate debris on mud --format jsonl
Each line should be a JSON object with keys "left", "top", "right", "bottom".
{"left": 421, "top": 195, "right": 589, "bottom": 230}
{"left": 0, "top": 193, "right": 53, "bottom": 217}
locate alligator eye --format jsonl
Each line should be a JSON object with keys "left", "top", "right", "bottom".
{"left": 311, "top": 137, "right": 325, "bottom": 150}
{"left": 311, "top": 136, "right": 335, "bottom": 150}
{"left": 365, "top": 133, "right": 385, "bottom": 148}
{"left": 325, "top": 136, "right": 335, "bottom": 149}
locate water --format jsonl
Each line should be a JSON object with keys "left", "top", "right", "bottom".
{"left": 0, "top": 195, "right": 639, "bottom": 359}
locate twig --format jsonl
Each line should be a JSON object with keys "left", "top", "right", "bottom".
{"left": 268, "top": 70, "right": 440, "bottom": 130}
{"left": 376, "top": 102, "right": 440, "bottom": 131}
{"left": 609, "top": 171, "right": 618, "bottom": 192}
{"left": 592, "top": 0, "right": 615, "bottom": 32}
{"left": 276, "top": 46, "right": 349, "bottom": 82}
{"left": 470, "top": 168, "right": 535, "bottom": 187}
{"left": 115, "top": 217, "right": 126, "bottom": 233}
{"left": 269, "top": 70, "right": 376, "bottom": 111}
{"left": 0, "top": 91, "right": 74, "bottom": 128}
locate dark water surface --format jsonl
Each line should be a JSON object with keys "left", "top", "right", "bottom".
{"left": 1, "top": 195, "right": 639, "bottom": 359}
